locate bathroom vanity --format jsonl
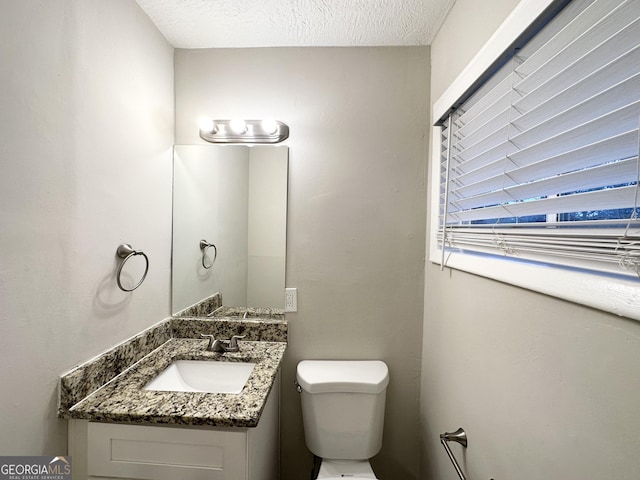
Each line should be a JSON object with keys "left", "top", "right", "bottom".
{"left": 59, "top": 317, "right": 287, "bottom": 480}
{"left": 67, "top": 377, "right": 279, "bottom": 480}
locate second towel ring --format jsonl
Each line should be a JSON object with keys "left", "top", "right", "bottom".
{"left": 200, "top": 240, "right": 217, "bottom": 269}
{"left": 116, "top": 244, "right": 149, "bottom": 292}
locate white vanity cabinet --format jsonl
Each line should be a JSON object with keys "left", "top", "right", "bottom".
{"left": 67, "top": 378, "right": 279, "bottom": 480}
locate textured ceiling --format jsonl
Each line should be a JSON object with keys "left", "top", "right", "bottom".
{"left": 135, "top": 0, "right": 456, "bottom": 48}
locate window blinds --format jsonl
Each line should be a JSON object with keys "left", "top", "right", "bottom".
{"left": 438, "top": 0, "right": 640, "bottom": 277}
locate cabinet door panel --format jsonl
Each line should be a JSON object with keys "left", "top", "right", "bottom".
{"left": 87, "top": 423, "right": 247, "bottom": 480}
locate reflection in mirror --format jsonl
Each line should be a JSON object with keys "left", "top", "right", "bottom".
{"left": 172, "top": 145, "right": 288, "bottom": 317}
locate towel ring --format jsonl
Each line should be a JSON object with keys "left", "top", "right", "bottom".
{"left": 116, "top": 244, "right": 149, "bottom": 292}
{"left": 200, "top": 240, "right": 217, "bottom": 269}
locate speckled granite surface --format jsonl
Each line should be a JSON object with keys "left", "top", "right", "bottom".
{"left": 173, "top": 292, "right": 222, "bottom": 317}
{"left": 171, "top": 317, "right": 287, "bottom": 342}
{"left": 59, "top": 317, "right": 287, "bottom": 427}
{"left": 59, "top": 320, "right": 172, "bottom": 411}
{"left": 60, "top": 339, "right": 286, "bottom": 427}
{"left": 208, "top": 306, "right": 285, "bottom": 320}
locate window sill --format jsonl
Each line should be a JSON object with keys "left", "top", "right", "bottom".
{"left": 429, "top": 248, "right": 640, "bottom": 321}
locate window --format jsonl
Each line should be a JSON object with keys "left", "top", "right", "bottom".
{"left": 430, "top": 0, "right": 640, "bottom": 319}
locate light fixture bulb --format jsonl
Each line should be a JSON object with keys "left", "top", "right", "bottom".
{"left": 197, "top": 119, "right": 289, "bottom": 143}
{"left": 261, "top": 118, "right": 278, "bottom": 135}
{"left": 198, "top": 117, "right": 216, "bottom": 133}
{"left": 229, "top": 118, "right": 247, "bottom": 134}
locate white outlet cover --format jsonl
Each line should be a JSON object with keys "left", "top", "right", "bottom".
{"left": 285, "top": 288, "right": 297, "bottom": 312}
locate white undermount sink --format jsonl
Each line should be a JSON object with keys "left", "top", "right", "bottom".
{"left": 144, "top": 360, "right": 256, "bottom": 394}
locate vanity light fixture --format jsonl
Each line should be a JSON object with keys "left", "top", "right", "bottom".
{"left": 261, "top": 118, "right": 278, "bottom": 135}
{"left": 229, "top": 118, "right": 248, "bottom": 135}
{"left": 197, "top": 117, "right": 217, "bottom": 133}
{"left": 198, "top": 118, "right": 289, "bottom": 144}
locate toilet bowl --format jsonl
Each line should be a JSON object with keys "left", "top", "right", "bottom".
{"left": 317, "top": 459, "right": 377, "bottom": 479}
{"left": 296, "top": 360, "right": 389, "bottom": 480}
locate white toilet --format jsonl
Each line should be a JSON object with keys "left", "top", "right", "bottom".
{"left": 296, "top": 360, "right": 389, "bottom": 479}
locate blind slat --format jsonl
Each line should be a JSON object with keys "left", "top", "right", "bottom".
{"left": 515, "top": 36, "right": 640, "bottom": 114}
{"left": 450, "top": 157, "right": 638, "bottom": 212}
{"left": 451, "top": 102, "right": 640, "bottom": 186}
{"left": 452, "top": 131, "right": 639, "bottom": 199}
{"left": 516, "top": 1, "right": 639, "bottom": 84}
{"left": 448, "top": 185, "right": 638, "bottom": 223}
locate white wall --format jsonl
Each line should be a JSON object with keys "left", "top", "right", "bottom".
{"left": 175, "top": 47, "right": 429, "bottom": 480}
{"left": 422, "top": 1, "right": 640, "bottom": 479}
{"left": 0, "top": 0, "right": 173, "bottom": 454}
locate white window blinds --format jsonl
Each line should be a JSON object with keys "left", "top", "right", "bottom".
{"left": 438, "top": 0, "right": 640, "bottom": 277}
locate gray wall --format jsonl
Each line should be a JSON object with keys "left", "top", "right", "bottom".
{"left": 175, "top": 47, "right": 429, "bottom": 480}
{"left": 0, "top": 0, "right": 174, "bottom": 454}
{"left": 421, "top": 1, "right": 640, "bottom": 479}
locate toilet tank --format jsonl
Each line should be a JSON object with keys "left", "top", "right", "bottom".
{"left": 296, "top": 360, "right": 389, "bottom": 460}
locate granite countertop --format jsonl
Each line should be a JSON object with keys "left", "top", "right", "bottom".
{"left": 63, "top": 338, "right": 286, "bottom": 428}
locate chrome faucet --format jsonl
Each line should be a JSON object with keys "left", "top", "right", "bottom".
{"left": 200, "top": 334, "right": 246, "bottom": 353}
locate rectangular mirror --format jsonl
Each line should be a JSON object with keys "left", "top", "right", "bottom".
{"left": 172, "top": 145, "right": 288, "bottom": 316}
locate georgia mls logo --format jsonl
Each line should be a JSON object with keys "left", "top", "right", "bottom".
{"left": 49, "top": 457, "right": 71, "bottom": 474}
{"left": 0, "top": 456, "right": 72, "bottom": 480}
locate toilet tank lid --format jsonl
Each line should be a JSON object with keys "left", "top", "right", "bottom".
{"left": 296, "top": 360, "right": 389, "bottom": 394}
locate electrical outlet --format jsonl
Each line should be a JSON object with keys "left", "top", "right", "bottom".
{"left": 284, "top": 288, "right": 297, "bottom": 312}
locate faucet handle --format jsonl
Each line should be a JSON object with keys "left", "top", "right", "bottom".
{"left": 200, "top": 333, "right": 215, "bottom": 350}
{"left": 229, "top": 335, "right": 246, "bottom": 349}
